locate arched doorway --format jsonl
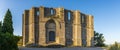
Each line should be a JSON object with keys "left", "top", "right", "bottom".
{"left": 45, "top": 19, "right": 56, "bottom": 43}
{"left": 49, "top": 31, "right": 55, "bottom": 41}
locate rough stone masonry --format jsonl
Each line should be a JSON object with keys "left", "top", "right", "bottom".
{"left": 22, "top": 6, "right": 94, "bottom": 47}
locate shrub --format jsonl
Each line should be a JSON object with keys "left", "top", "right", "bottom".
{"left": 108, "top": 42, "right": 120, "bottom": 50}
{"left": 0, "top": 32, "right": 19, "bottom": 50}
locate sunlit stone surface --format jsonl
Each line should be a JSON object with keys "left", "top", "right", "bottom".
{"left": 22, "top": 6, "right": 94, "bottom": 47}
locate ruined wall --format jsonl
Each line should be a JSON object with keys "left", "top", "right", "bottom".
{"left": 22, "top": 6, "right": 94, "bottom": 47}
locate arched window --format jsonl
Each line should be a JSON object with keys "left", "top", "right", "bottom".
{"left": 36, "top": 11, "right": 40, "bottom": 16}
{"left": 51, "top": 9, "right": 54, "bottom": 15}
{"left": 68, "top": 12, "right": 71, "bottom": 20}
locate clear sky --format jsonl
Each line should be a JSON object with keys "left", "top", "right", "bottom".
{"left": 0, "top": 0, "right": 120, "bottom": 45}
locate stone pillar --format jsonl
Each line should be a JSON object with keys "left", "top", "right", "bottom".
{"left": 59, "top": 22, "right": 65, "bottom": 45}
{"left": 59, "top": 8, "right": 65, "bottom": 45}
{"left": 28, "top": 7, "right": 35, "bottom": 44}
{"left": 22, "top": 14, "right": 25, "bottom": 46}
{"left": 86, "top": 15, "right": 94, "bottom": 47}
{"left": 72, "top": 11, "right": 82, "bottom": 46}
{"left": 90, "top": 15, "right": 94, "bottom": 46}
{"left": 39, "top": 22, "right": 46, "bottom": 46}
{"left": 39, "top": 6, "right": 46, "bottom": 46}
{"left": 22, "top": 10, "right": 29, "bottom": 46}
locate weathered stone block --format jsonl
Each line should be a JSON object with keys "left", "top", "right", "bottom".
{"left": 22, "top": 6, "right": 94, "bottom": 47}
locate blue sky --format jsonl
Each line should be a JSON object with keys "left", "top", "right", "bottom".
{"left": 0, "top": 0, "right": 120, "bottom": 45}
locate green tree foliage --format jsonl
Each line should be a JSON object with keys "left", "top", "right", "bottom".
{"left": 0, "top": 32, "right": 19, "bottom": 50}
{"left": 108, "top": 42, "right": 120, "bottom": 50}
{"left": 2, "top": 9, "right": 13, "bottom": 34}
{"left": 0, "top": 9, "right": 19, "bottom": 50}
{"left": 94, "top": 31, "right": 105, "bottom": 47}
{"left": 0, "top": 21, "right": 2, "bottom": 33}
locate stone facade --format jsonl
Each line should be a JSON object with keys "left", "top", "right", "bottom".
{"left": 22, "top": 6, "right": 94, "bottom": 47}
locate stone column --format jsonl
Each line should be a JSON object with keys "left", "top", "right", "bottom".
{"left": 59, "top": 22, "right": 65, "bottom": 45}
{"left": 28, "top": 7, "right": 35, "bottom": 44}
{"left": 22, "top": 10, "right": 29, "bottom": 46}
{"left": 72, "top": 11, "right": 82, "bottom": 46}
{"left": 39, "top": 6, "right": 46, "bottom": 46}
{"left": 39, "top": 22, "right": 46, "bottom": 46}
{"left": 22, "top": 13, "right": 25, "bottom": 46}
{"left": 86, "top": 15, "right": 94, "bottom": 47}
{"left": 90, "top": 15, "right": 94, "bottom": 46}
{"left": 59, "top": 8, "right": 65, "bottom": 45}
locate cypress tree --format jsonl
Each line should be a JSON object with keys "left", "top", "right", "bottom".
{"left": 2, "top": 9, "right": 13, "bottom": 34}
{"left": 0, "top": 21, "right": 2, "bottom": 33}
{"left": 0, "top": 9, "right": 19, "bottom": 50}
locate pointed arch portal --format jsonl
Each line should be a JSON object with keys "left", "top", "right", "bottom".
{"left": 45, "top": 19, "right": 56, "bottom": 43}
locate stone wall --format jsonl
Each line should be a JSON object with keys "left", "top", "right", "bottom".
{"left": 22, "top": 6, "right": 94, "bottom": 47}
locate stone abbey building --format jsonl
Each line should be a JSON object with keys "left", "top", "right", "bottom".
{"left": 22, "top": 6, "right": 94, "bottom": 47}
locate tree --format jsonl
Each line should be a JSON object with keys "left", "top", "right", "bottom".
{"left": 108, "top": 42, "right": 120, "bottom": 50}
{"left": 0, "top": 32, "right": 19, "bottom": 50}
{"left": 0, "top": 21, "right": 2, "bottom": 33}
{"left": 0, "top": 9, "right": 19, "bottom": 50}
{"left": 2, "top": 9, "right": 13, "bottom": 34}
{"left": 94, "top": 31, "right": 105, "bottom": 47}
